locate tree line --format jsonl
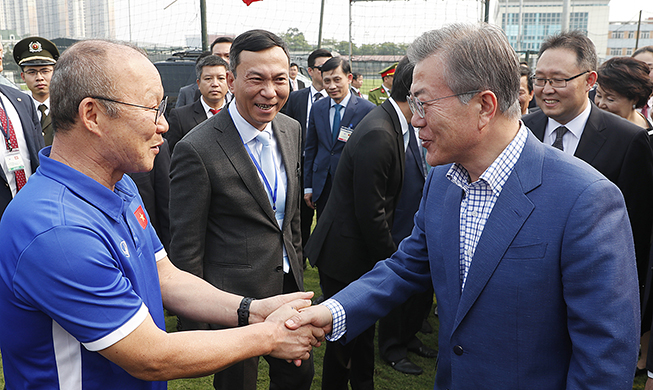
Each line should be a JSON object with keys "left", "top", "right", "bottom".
{"left": 279, "top": 28, "right": 409, "bottom": 55}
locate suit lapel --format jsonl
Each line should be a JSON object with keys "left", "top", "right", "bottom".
{"left": 452, "top": 134, "right": 542, "bottom": 331}
{"left": 213, "top": 111, "right": 278, "bottom": 226}
{"left": 573, "top": 105, "right": 606, "bottom": 164}
{"left": 524, "top": 110, "right": 547, "bottom": 141}
{"left": 193, "top": 99, "right": 208, "bottom": 126}
{"left": 272, "top": 117, "right": 298, "bottom": 231}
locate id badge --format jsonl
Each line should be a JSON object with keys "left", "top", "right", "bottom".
{"left": 338, "top": 126, "right": 353, "bottom": 142}
{"left": 5, "top": 150, "right": 25, "bottom": 172}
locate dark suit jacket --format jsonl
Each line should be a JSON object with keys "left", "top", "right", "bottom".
{"left": 523, "top": 104, "right": 653, "bottom": 301}
{"left": 0, "top": 86, "right": 44, "bottom": 217}
{"left": 334, "top": 132, "right": 640, "bottom": 389}
{"left": 165, "top": 99, "right": 208, "bottom": 154}
{"left": 284, "top": 87, "right": 312, "bottom": 146}
{"left": 305, "top": 100, "right": 404, "bottom": 283}
{"left": 304, "top": 94, "right": 375, "bottom": 202}
{"left": 168, "top": 108, "right": 304, "bottom": 304}
{"left": 127, "top": 139, "right": 171, "bottom": 252}
{"left": 175, "top": 82, "right": 200, "bottom": 108}
{"left": 290, "top": 78, "right": 305, "bottom": 92}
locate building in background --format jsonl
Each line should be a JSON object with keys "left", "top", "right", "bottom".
{"left": 496, "top": 0, "right": 610, "bottom": 65}
{"left": 0, "top": 0, "right": 114, "bottom": 40}
{"left": 607, "top": 18, "right": 653, "bottom": 58}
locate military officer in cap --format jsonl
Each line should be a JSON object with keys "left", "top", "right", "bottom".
{"left": 368, "top": 62, "right": 397, "bottom": 106}
{"left": 14, "top": 37, "right": 59, "bottom": 146}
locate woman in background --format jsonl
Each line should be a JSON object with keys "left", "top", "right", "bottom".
{"left": 595, "top": 56, "right": 652, "bottom": 130}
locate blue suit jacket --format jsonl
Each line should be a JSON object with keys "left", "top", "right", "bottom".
{"left": 304, "top": 93, "right": 375, "bottom": 201}
{"left": 333, "top": 131, "right": 640, "bottom": 389}
{"left": 0, "top": 85, "right": 44, "bottom": 217}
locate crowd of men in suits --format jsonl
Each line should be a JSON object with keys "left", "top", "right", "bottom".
{"left": 3, "top": 24, "right": 653, "bottom": 390}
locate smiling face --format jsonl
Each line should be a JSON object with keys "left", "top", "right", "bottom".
{"left": 410, "top": 54, "right": 480, "bottom": 168}
{"left": 228, "top": 46, "right": 289, "bottom": 130}
{"left": 103, "top": 51, "right": 168, "bottom": 175}
{"left": 534, "top": 48, "right": 595, "bottom": 125}
{"left": 594, "top": 84, "right": 636, "bottom": 120}
{"left": 322, "top": 65, "right": 353, "bottom": 104}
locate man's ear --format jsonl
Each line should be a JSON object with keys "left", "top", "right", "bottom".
{"left": 227, "top": 71, "right": 236, "bottom": 93}
{"left": 78, "top": 97, "right": 104, "bottom": 137}
{"left": 477, "top": 90, "right": 498, "bottom": 131}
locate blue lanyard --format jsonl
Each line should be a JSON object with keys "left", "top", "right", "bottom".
{"left": 239, "top": 133, "right": 278, "bottom": 211}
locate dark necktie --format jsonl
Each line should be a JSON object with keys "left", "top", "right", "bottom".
{"left": 314, "top": 92, "right": 323, "bottom": 103}
{"left": 38, "top": 104, "right": 53, "bottom": 146}
{"left": 0, "top": 105, "right": 27, "bottom": 191}
{"left": 552, "top": 126, "right": 568, "bottom": 151}
{"left": 332, "top": 104, "right": 342, "bottom": 143}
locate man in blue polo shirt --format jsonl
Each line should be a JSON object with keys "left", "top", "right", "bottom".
{"left": 0, "top": 39, "right": 323, "bottom": 389}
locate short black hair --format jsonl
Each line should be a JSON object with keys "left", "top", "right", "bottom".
{"left": 520, "top": 65, "right": 533, "bottom": 93}
{"left": 320, "top": 56, "right": 351, "bottom": 75}
{"left": 195, "top": 51, "right": 212, "bottom": 65}
{"left": 633, "top": 46, "right": 653, "bottom": 58}
{"left": 230, "top": 30, "right": 289, "bottom": 76}
{"left": 308, "top": 48, "right": 332, "bottom": 68}
{"left": 390, "top": 56, "right": 413, "bottom": 102}
{"left": 210, "top": 36, "right": 234, "bottom": 51}
{"left": 196, "top": 55, "right": 229, "bottom": 79}
{"left": 290, "top": 62, "right": 299, "bottom": 68}
{"left": 352, "top": 72, "right": 363, "bottom": 81}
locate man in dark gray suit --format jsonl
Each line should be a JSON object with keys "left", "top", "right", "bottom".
{"left": 169, "top": 30, "right": 312, "bottom": 390}
{"left": 165, "top": 55, "right": 229, "bottom": 153}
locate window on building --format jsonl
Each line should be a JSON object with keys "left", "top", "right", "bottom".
{"left": 610, "top": 48, "right": 622, "bottom": 56}
{"left": 626, "top": 48, "right": 633, "bottom": 55}
{"left": 612, "top": 31, "right": 624, "bottom": 39}
{"left": 641, "top": 32, "right": 650, "bottom": 39}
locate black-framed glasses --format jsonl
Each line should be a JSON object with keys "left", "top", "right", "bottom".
{"left": 407, "top": 90, "right": 481, "bottom": 118}
{"left": 90, "top": 96, "right": 168, "bottom": 124}
{"left": 531, "top": 70, "right": 589, "bottom": 88}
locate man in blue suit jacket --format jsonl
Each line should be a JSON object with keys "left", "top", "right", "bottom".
{"left": 289, "top": 24, "right": 640, "bottom": 390}
{"left": 303, "top": 57, "right": 375, "bottom": 217}
{"left": 0, "top": 84, "right": 43, "bottom": 217}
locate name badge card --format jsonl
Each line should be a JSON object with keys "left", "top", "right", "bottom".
{"left": 5, "top": 150, "right": 25, "bottom": 172}
{"left": 338, "top": 126, "right": 353, "bottom": 142}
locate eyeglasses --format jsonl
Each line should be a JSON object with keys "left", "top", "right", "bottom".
{"left": 24, "top": 68, "right": 53, "bottom": 77}
{"left": 407, "top": 90, "right": 481, "bottom": 118}
{"left": 90, "top": 96, "right": 168, "bottom": 124}
{"left": 531, "top": 70, "right": 589, "bottom": 88}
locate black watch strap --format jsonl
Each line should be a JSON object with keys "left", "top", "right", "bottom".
{"left": 237, "top": 297, "right": 255, "bottom": 326}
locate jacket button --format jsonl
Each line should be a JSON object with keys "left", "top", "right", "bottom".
{"left": 453, "top": 345, "right": 464, "bottom": 356}
{"left": 275, "top": 266, "right": 283, "bottom": 272}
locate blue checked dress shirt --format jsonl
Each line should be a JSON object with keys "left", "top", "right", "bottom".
{"left": 323, "top": 124, "right": 528, "bottom": 339}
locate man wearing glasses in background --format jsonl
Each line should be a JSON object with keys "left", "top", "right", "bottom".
{"left": 289, "top": 23, "right": 640, "bottom": 390}
{"left": 523, "top": 32, "right": 653, "bottom": 340}
{"left": 0, "top": 39, "right": 322, "bottom": 390}
{"left": 14, "top": 36, "right": 59, "bottom": 146}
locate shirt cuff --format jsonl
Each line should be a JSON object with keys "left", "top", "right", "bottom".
{"left": 322, "top": 299, "right": 346, "bottom": 341}
{"left": 648, "top": 370, "right": 653, "bottom": 379}
{"left": 304, "top": 188, "right": 313, "bottom": 195}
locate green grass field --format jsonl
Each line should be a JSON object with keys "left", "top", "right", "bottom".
{"left": 0, "top": 265, "right": 648, "bottom": 389}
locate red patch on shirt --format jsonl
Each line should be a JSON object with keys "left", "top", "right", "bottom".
{"left": 134, "top": 206, "right": 148, "bottom": 229}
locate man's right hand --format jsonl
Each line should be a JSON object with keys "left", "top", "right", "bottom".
{"left": 304, "top": 193, "right": 315, "bottom": 209}
{"left": 284, "top": 304, "right": 333, "bottom": 335}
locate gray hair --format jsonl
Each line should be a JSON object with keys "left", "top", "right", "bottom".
{"left": 538, "top": 31, "right": 597, "bottom": 72}
{"left": 407, "top": 23, "right": 521, "bottom": 119}
{"left": 50, "top": 39, "right": 146, "bottom": 133}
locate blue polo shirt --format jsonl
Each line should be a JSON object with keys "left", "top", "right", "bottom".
{"left": 0, "top": 147, "right": 166, "bottom": 389}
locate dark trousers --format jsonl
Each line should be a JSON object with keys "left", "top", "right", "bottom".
{"left": 319, "top": 270, "right": 374, "bottom": 390}
{"left": 212, "top": 271, "right": 315, "bottom": 390}
{"left": 378, "top": 288, "right": 434, "bottom": 362}
{"left": 300, "top": 199, "right": 314, "bottom": 252}
{"left": 315, "top": 174, "right": 333, "bottom": 220}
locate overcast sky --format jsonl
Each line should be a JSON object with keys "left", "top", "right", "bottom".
{"left": 113, "top": 0, "right": 653, "bottom": 47}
